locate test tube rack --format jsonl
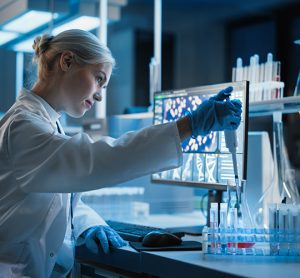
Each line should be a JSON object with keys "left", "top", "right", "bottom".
{"left": 202, "top": 227, "right": 300, "bottom": 256}
{"left": 232, "top": 54, "right": 284, "bottom": 103}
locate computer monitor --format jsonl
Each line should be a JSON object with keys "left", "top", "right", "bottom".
{"left": 152, "top": 81, "right": 249, "bottom": 190}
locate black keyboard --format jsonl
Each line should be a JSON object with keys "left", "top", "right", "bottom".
{"left": 106, "top": 220, "right": 185, "bottom": 242}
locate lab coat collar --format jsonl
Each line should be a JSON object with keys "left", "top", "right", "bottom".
{"left": 20, "top": 88, "right": 61, "bottom": 124}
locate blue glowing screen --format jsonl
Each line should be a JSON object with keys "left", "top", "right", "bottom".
{"left": 152, "top": 81, "right": 249, "bottom": 188}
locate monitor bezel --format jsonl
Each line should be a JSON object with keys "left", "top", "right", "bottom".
{"left": 151, "top": 81, "right": 249, "bottom": 191}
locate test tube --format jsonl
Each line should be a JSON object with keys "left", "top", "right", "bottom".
{"left": 296, "top": 205, "right": 300, "bottom": 255}
{"left": 249, "top": 56, "right": 254, "bottom": 83}
{"left": 269, "top": 204, "right": 279, "bottom": 255}
{"left": 264, "top": 53, "right": 273, "bottom": 100}
{"left": 227, "top": 179, "right": 236, "bottom": 206}
{"left": 243, "top": 66, "right": 249, "bottom": 83}
{"left": 273, "top": 61, "right": 281, "bottom": 82}
{"left": 219, "top": 203, "right": 228, "bottom": 229}
{"left": 260, "top": 63, "right": 265, "bottom": 100}
{"left": 232, "top": 67, "right": 236, "bottom": 82}
{"left": 273, "top": 61, "right": 281, "bottom": 99}
{"left": 219, "top": 203, "right": 228, "bottom": 254}
{"left": 229, "top": 207, "right": 238, "bottom": 229}
{"left": 278, "top": 204, "right": 289, "bottom": 255}
{"left": 228, "top": 207, "right": 238, "bottom": 254}
{"left": 236, "top": 57, "right": 243, "bottom": 82}
{"left": 288, "top": 205, "right": 300, "bottom": 255}
{"left": 269, "top": 204, "right": 278, "bottom": 230}
{"left": 210, "top": 202, "right": 219, "bottom": 229}
{"left": 253, "top": 54, "right": 260, "bottom": 100}
{"left": 296, "top": 205, "right": 300, "bottom": 234}
{"left": 202, "top": 226, "right": 209, "bottom": 253}
{"left": 279, "top": 204, "right": 288, "bottom": 232}
{"left": 210, "top": 202, "right": 219, "bottom": 253}
{"left": 249, "top": 56, "right": 255, "bottom": 102}
{"left": 265, "top": 53, "right": 273, "bottom": 81}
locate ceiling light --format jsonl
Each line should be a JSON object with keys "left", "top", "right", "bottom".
{"left": 295, "top": 40, "right": 300, "bottom": 45}
{"left": 0, "top": 31, "right": 18, "bottom": 45}
{"left": 52, "top": 16, "right": 100, "bottom": 36}
{"left": 3, "top": 10, "right": 59, "bottom": 34}
{"left": 12, "top": 15, "right": 100, "bottom": 53}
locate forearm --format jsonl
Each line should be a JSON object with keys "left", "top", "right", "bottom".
{"left": 176, "top": 116, "right": 192, "bottom": 142}
{"left": 15, "top": 122, "right": 182, "bottom": 193}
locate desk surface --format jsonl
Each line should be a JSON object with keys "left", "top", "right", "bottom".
{"left": 142, "top": 249, "right": 300, "bottom": 278}
{"left": 76, "top": 237, "right": 300, "bottom": 278}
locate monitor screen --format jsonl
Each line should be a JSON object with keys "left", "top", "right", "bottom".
{"left": 152, "top": 81, "right": 249, "bottom": 190}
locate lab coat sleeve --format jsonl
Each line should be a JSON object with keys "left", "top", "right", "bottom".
{"left": 71, "top": 193, "right": 107, "bottom": 245}
{"left": 8, "top": 114, "right": 183, "bottom": 193}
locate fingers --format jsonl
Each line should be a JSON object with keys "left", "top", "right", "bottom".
{"left": 103, "top": 226, "right": 128, "bottom": 248}
{"left": 84, "top": 226, "right": 128, "bottom": 255}
{"left": 215, "top": 100, "right": 242, "bottom": 117}
{"left": 230, "top": 99, "right": 242, "bottom": 110}
{"left": 96, "top": 228, "right": 109, "bottom": 254}
{"left": 220, "top": 86, "right": 233, "bottom": 97}
{"left": 215, "top": 100, "right": 241, "bottom": 130}
{"left": 226, "top": 100, "right": 242, "bottom": 115}
{"left": 111, "top": 233, "right": 127, "bottom": 247}
{"left": 85, "top": 229, "right": 99, "bottom": 254}
{"left": 211, "top": 86, "right": 233, "bottom": 101}
{"left": 225, "top": 115, "right": 241, "bottom": 130}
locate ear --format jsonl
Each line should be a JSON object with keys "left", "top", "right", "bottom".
{"left": 60, "top": 51, "right": 74, "bottom": 71}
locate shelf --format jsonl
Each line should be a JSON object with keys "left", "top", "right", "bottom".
{"left": 249, "top": 96, "right": 300, "bottom": 117}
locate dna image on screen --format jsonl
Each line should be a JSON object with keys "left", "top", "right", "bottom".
{"left": 161, "top": 94, "right": 217, "bottom": 153}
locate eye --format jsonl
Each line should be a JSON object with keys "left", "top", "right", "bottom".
{"left": 93, "top": 92, "right": 102, "bottom": 101}
{"left": 96, "top": 75, "right": 104, "bottom": 86}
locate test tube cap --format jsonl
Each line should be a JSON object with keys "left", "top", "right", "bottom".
{"left": 211, "top": 202, "right": 218, "bottom": 209}
{"left": 220, "top": 203, "right": 228, "bottom": 210}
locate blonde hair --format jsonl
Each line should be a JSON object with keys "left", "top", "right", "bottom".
{"left": 32, "top": 29, "right": 115, "bottom": 80}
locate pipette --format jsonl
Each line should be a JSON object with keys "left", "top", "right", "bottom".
{"left": 225, "top": 129, "right": 241, "bottom": 216}
{"left": 223, "top": 93, "right": 239, "bottom": 182}
{"left": 224, "top": 129, "right": 238, "bottom": 180}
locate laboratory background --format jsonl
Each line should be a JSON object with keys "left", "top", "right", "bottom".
{"left": 1, "top": 0, "right": 300, "bottom": 277}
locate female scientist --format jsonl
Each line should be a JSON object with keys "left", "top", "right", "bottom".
{"left": 0, "top": 29, "right": 242, "bottom": 277}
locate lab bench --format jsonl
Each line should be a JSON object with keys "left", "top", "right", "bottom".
{"left": 76, "top": 239, "right": 300, "bottom": 278}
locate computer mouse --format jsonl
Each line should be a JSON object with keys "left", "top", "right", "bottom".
{"left": 142, "top": 231, "right": 182, "bottom": 247}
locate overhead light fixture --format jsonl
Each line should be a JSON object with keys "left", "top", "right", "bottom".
{"left": 52, "top": 16, "right": 100, "bottom": 36}
{"left": 0, "top": 30, "right": 18, "bottom": 46}
{"left": 13, "top": 36, "right": 35, "bottom": 53}
{"left": 12, "top": 15, "right": 100, "bottom": 53}
{"left": 2, "top": 10, "right": 59, "bottom": 34}
{"left": 295, "top": 40, "right": 300, "bottom": 45}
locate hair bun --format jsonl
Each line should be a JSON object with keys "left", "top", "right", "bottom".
{"left": 32, "top": 34, "right": 54, "bottom": 57}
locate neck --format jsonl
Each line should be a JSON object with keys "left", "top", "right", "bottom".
{"left": 31, "top": 81, "right": 62, "bottom": 112}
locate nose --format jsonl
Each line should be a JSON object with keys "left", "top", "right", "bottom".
{"left": 93, "top": 91, "right": 102, "bottom": 102}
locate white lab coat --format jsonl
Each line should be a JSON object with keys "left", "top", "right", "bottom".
{"left": 0, "top": 89, "right": 182, "bottom": 277}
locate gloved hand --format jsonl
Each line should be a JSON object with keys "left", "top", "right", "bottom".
{"left": 187, "top": 86, "right": 242, "bottom": 137}
{"left": 83, "top": 225, "right": 127, "bottom": 254}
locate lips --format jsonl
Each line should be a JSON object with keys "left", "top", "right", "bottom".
{"left": 85, "top": 99, "right": 93, "bottom": 109}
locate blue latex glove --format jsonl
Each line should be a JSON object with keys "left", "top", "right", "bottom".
{"left": 187, "top": 86, "right": 242, "bottom": 137}
{"left": 83, "top": 225, "right": 127, "bottom": 254}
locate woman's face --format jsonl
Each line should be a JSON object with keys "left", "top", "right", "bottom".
{"left": 60, "top": 60, "right": 112, "bottom": 118}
